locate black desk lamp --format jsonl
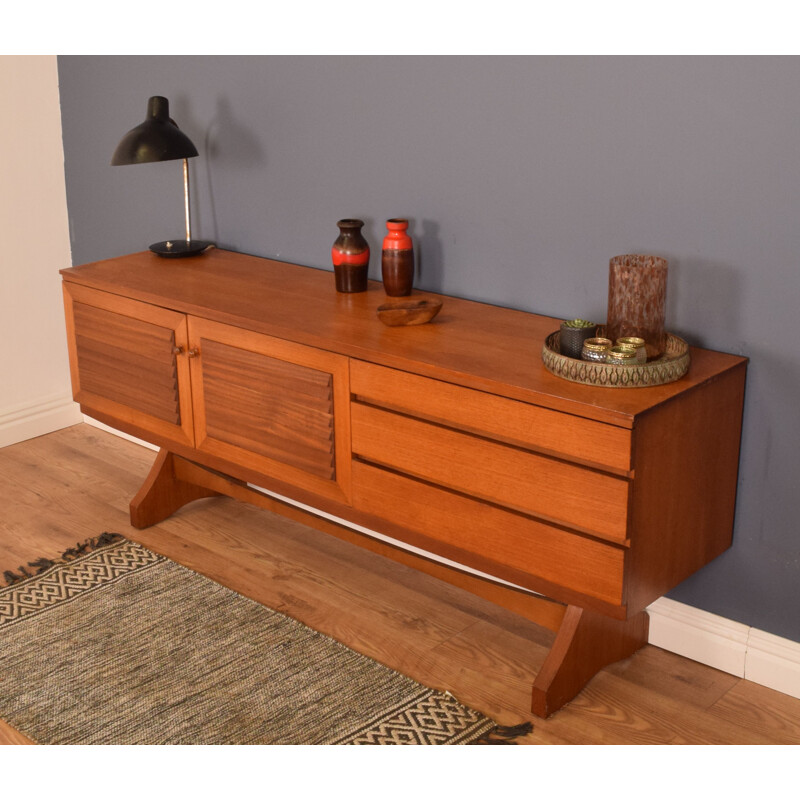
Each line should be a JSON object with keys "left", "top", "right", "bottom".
{"left": 111, "top": 95, "right": 213, "bottom": 257}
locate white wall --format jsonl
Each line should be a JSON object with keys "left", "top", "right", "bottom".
{"left": 0, "top": 55, "right": 82, "bottom": 447}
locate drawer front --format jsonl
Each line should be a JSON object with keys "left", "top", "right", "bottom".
{"left": 352, "top": 403, "right": 630, "bottom": 543}
{"left": 351, "top": 360, "right": 632, "bottom": 472}
{"left": 352, "top": 462, "right": 626, "bottom": 607}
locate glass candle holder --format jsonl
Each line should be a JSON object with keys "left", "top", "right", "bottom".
{"left": 606, "top": 254, "right": 668, "bottom": 360}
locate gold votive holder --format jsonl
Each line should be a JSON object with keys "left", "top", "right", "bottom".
{"left": 581, "top": 337, "right": 613, "bottom": 362}
{"left": 606, "top": 345, "right": 638, "bottom": 366}
{"left": 615, "top": 337, "right": 647, "bottom": 364}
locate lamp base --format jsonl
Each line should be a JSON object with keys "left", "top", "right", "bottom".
{"left": 150, "top": 240, "right": 215, "bottom": 258}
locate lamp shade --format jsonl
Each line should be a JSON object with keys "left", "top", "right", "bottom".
{"left": 111, "top": 96, "right": 198, "bottom": 166}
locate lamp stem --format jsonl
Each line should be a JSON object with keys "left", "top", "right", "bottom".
{"left": 183, "top": 158, "right": 192, "bottom": 244}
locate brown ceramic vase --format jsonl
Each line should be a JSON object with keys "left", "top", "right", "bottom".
{"left": 332, "top": 219, "right": 370, "bottom": 293}
{"left": 381, "top": 218, "right": 414, "bottom": 297}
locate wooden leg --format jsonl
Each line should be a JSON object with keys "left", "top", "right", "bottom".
{"left": 531, "top": 604, "right": 649, "bottom": 718}
{"left": 171, "top": 455, "right": 571, "bottom": 634}
{"left": 129, "top": 449, "right": 222, "bottom": 529}
{"left": 131, "top": 452, "right": 646, "bottom": 717}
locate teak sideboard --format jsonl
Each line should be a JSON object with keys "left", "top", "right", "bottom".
{"left": 60, "top": 249, "right": 747, "bottom": 717}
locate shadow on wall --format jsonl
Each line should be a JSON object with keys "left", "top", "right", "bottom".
{"left": 203, "top": 96, "right": 266, "bottom": 249}
{"left": 346, "top": 217, "right": 379, "bottom": 282}
{"left": 740, "top": 349, "right": 800, "bottom": 548}
{"left": 416, "top": 219, "right": 443, "bottom": 292}
{"left": 659, "top": 254, "right": 745, "bottom": 353}
{"left": 670, "top": 343, "right": 800, "bottom": 639}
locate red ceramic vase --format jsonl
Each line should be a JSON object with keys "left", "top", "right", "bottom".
{"left": 332, "top": 219, "right": 370, "bottom": 293}
{"left": 381, "top": 218, "right": 414, "bottom": 297}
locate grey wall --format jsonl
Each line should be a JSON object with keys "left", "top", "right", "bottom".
{"left": 57, "top": 56, "right": 800, "bottom": 642}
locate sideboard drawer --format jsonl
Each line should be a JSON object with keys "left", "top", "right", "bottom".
{"left": 351, "top": 360, "right": 632, "bottom": 472}
{"left": 352, "top": 402, "right": 630, "bottom": 543}
{"left": 352, "top": 462, "right": 626, "bottom": 608}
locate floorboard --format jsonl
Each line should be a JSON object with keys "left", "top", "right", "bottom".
{"left": 1, "top": 424, "right": 799, "bottom": 745}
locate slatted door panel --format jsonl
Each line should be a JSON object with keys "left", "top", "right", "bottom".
{"left": 63, "top": 282, "right": 194, "bottom": 446}
{"left": 188, "top": 317, "right": 351, "bottom": 504}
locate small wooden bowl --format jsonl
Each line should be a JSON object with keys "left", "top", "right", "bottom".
{"left": 377, "top": 297, "right": 443, "bottom": 326}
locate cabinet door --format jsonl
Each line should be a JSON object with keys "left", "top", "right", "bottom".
{"left": 187, "top": 317, "right": 351, "bottom": 504}
{"left": 63, "top": 283, "right": 194, "bottom": 447}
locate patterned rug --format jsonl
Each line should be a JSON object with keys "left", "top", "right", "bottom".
{"left": 0, "top": 534, "right": 531, "bottom": 745}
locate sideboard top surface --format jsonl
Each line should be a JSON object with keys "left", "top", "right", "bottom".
{"left": 61, "top": 249, "right": 747, "bottom": 428}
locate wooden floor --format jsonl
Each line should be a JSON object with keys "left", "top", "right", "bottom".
{"left": 1, "top": 424, "right": 799, "bottom": 745}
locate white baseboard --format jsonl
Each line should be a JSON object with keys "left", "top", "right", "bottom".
{"left": 646, "top": 597, "right": 750, "bottom": 676}
{"left": 83, "top": 415, "right": 158, "bottom": 450}
{"left": 745, "top": 628, "right": 800, "bottom": 700}
{"left": 647, "top": 596, "right": 800, "bottom": 700}
{"left": 0, "top": 392, "right": 83, "bottom": 448}
{"left": 77, "top": 419, "right": 800, "bottom": 703}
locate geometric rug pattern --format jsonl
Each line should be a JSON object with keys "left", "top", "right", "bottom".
{"left": 0, "top": 535, "right": 527, "bottom": 745}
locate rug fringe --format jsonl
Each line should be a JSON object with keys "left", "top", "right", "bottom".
{"left": 1, "top": 532, "right": 125, "bottom": 587}
{"left": 470, "top": 721, "right": 533, "bottom": 744}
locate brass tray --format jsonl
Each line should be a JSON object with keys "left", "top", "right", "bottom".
{"left": 542, "top": 330, "right": 690, "bottom": 388}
